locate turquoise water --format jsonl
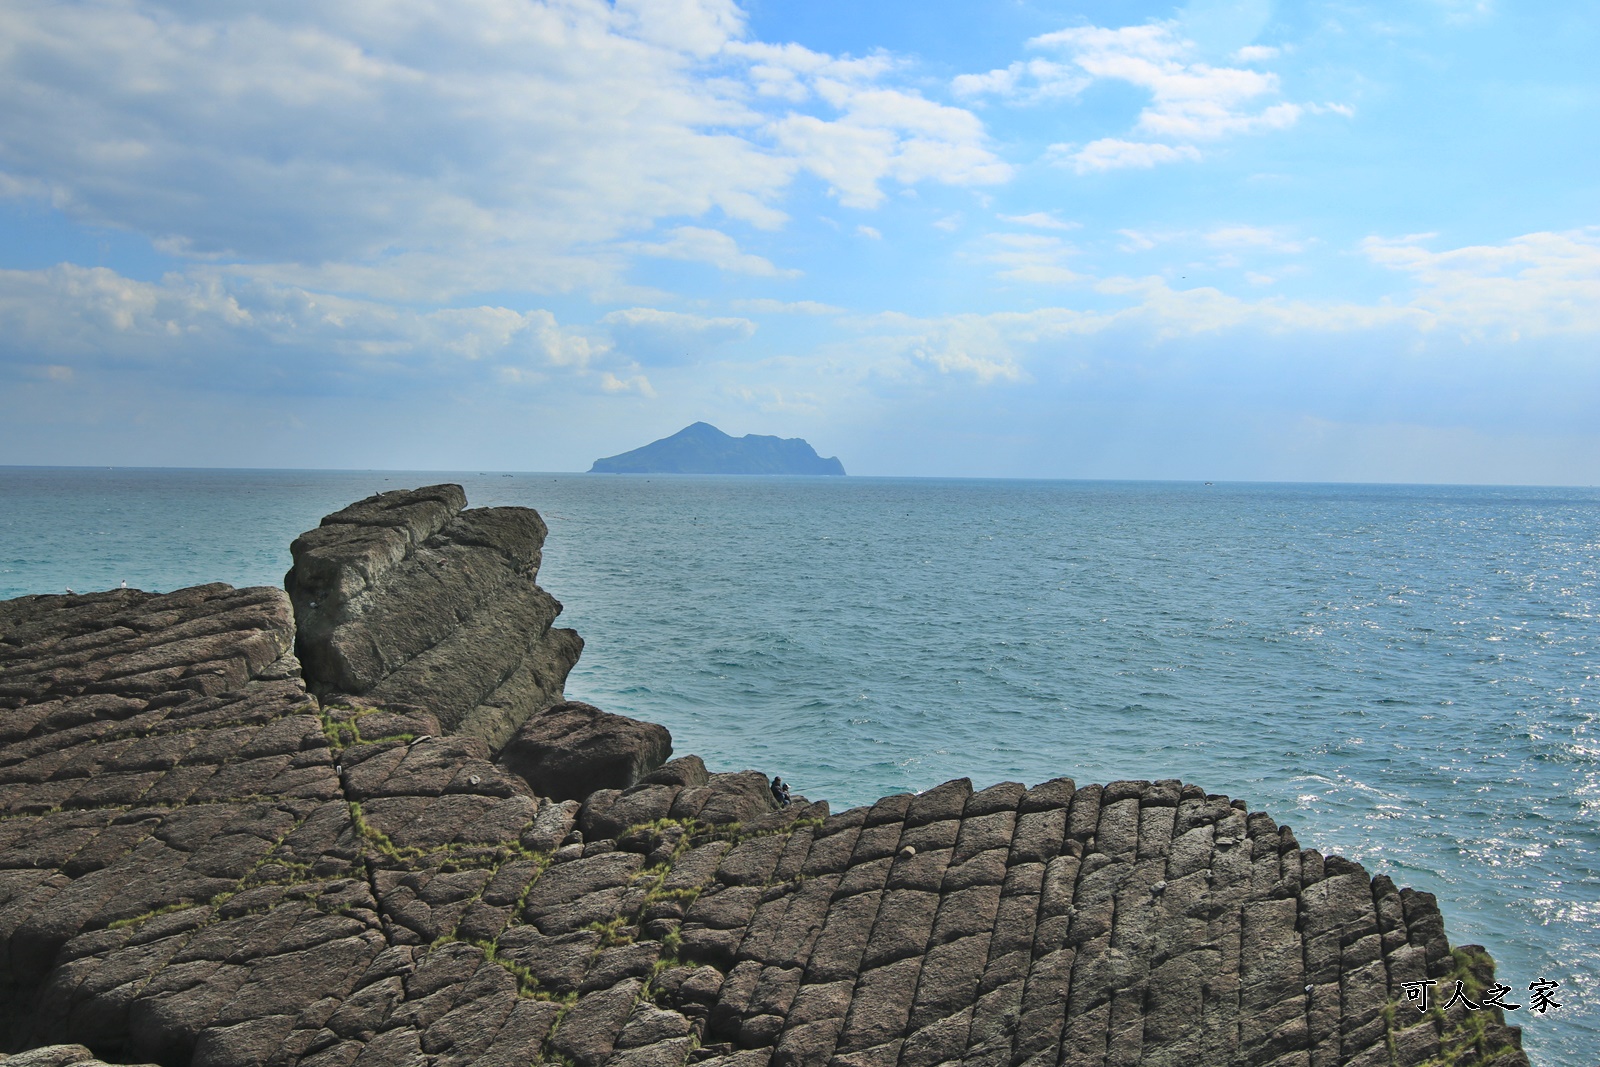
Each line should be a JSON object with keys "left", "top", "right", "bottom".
{"left": 2, "top": 467, "right": 1595, "bottom": 1065}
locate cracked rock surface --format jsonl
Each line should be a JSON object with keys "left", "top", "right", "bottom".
{"left": 286, "top": 484, "right": 583, "bottom": 749}
{"left": 0, "top": 493, "right": 1531, "bottom": 1067}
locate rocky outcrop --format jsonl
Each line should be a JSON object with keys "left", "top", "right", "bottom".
{"left": 285, "top": 485, "right": 582, "bottom": 749}
{"left": 0, "top": 488, "right": 1530, "bottom": 1067}
{"left": 496, "top": 701, "right": 672, "bottom": 802}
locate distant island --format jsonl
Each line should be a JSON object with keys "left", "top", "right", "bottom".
{"left": 589, "top": 421, "right": 846, "bottom": 475}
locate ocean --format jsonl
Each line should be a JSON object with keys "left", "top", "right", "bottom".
{"left": 2, "top": 467, "right": 1595, "bottom": 1065}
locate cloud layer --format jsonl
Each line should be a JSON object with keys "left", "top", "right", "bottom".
{"left": 0, "top": 0, "right": 1008, "bottom": 299}
{"left": 2, "top": 2, "right": 1596, "bottom": 484}
{"left": 957, "top": 20, "right": 1332, "bottom": 173}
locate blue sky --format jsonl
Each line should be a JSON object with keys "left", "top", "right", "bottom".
{"left": 2, "top": 0, "right": 1598, "bottom": 482}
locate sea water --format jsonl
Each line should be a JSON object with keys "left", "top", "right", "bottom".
{"left": 2, "top": 467, "right": 1595, "bottom": 1065}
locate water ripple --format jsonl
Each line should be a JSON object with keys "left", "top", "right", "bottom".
{"left": 2, "top": 470, "right": 1596, "bottom": 1065}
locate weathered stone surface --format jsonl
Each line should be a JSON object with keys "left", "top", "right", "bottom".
{"left": 699, "top": 771, "right": 781, "bottom": 825}
{"left": 497, "top": 700, "right": 671, "bottom": 801}
{"left": 0, "top": 1046, "right": 158, "bottom": 1067}
{"left": 582, "top": 768, "right": 779, "bottom": 841}
{"left": 285, "top": 485, "right": 582, "bottom": 748}
{"left": 640, "top": 755, "right": 711, "bottom": 789}
{"left": 0, "top": 489, "right": 1527, "bottom": 1067}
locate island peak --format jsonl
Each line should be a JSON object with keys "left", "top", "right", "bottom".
{"left": 590, "top": 422, "right": 846, "bottom": 475}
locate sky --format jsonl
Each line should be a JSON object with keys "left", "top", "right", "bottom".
{"left": 1, "top": 0, "right": 1598, "bottom": 482}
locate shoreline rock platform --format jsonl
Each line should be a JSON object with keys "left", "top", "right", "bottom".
{"left": 0, "top": 487, "right": 1529, "bottom": 1066}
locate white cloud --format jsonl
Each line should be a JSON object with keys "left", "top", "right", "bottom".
{"left": 598, "top": 371, "right": 657, "bottom": 396}
{"left": 611, "top": 0, "right": 746, "bottom": 56}
{"left": 0, "top": 1, "right": 789, "bottom": 286}
{"left": 951, "top": 59, "right": 1089, "bottom": 104}
{"left": 1206, "top": 225, "right": 1307, "bottom": 253}
{"left": 766, "top": 117, "right": 901, "bottom": 209}
{"left": 860, "top": 228, "right": 1600, "bottom": 387}
{"left": 601, "top": 307, "right": 757, "bottom": 365}
{"left": 766, "top": 81, "right": 1012, "bottom": 209}
{"left": 1057, "top": 139, "right": 1202, "bottom": 173}
{"left": 804, "top": 229, "right": 1600, "bottom": 404}
{"left": 7, "top": 217, "right": 1592, "bottom": 444}
{"left": 857, "top": 225, "right": 882, "bottom": 240}
{"left": 828, "top": 285, "right": 1401, "bottom": 398}
{"left": 1429, "top": 0, "right": 1496, "bottom": 25}
{"left": 1044, "top": 23, "right": 1297, "bottom": 140}
{"left": 950, "top": 66, "right": 1022, "bottom": 98}
{"left": 1139, "top": 100, "right": 1302, "bottom": 141}
{"left": 721, "top": 40, "right": 1011, "bottom": 209}
{"left": 732, "top": 298, "right": 845, "bottom": 315}
{"left": 1363, "top": 228, "right": 1600, "bottom": 335}
{"left": 984, "top": 233, "right": 1084, "bottom": 285}
{"left": 727, "top": 41, "right": 895, "bottom": 99}
{"left": 960, "top": 21, "right": 1329, "bottom": 172}
{"left": 0, "top": 263, "right": 619, "bottom": 390}
{"left": 906, "top": 319, "right": 1032, "bottom": 383}
{"left": 0, "top": 0, "right": 1006, "bottom": 301}
{"left": 1030, "top": 24, "right": 1183, "bottom": 62}
{"left": 630, "top": 227, "right": 800, "bottom": 277}
{"left": 999, "top": 212, "right": 1081, "bottom": 231}
{"left": 725, "top": 383, "right": 825, "bottom": 414}
{"left": 1063, "top": 222, "right": 1307, "bottom": 266}
{"left": 1232, "top": 45, "right": 1281, "bottom": 63}
{"left": 1117, "top": 229, "right": 1160, "bottom": 252}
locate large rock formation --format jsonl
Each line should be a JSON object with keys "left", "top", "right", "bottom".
{"left": 285, "top": 485, "right": 582, "bottom": 749}
{"left": 0, "top": 489, "right": 1530, "bottom": 1067}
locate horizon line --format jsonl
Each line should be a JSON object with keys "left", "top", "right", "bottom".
{"left": 1, "top": 464, "right": 1596, "bottom": 492}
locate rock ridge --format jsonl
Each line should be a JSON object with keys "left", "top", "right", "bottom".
{"left": 286, "top": 484, "right": 583, "bottom": 750}
{"left": 0, "top": 488, "right": 1529, "bottom": 1067}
